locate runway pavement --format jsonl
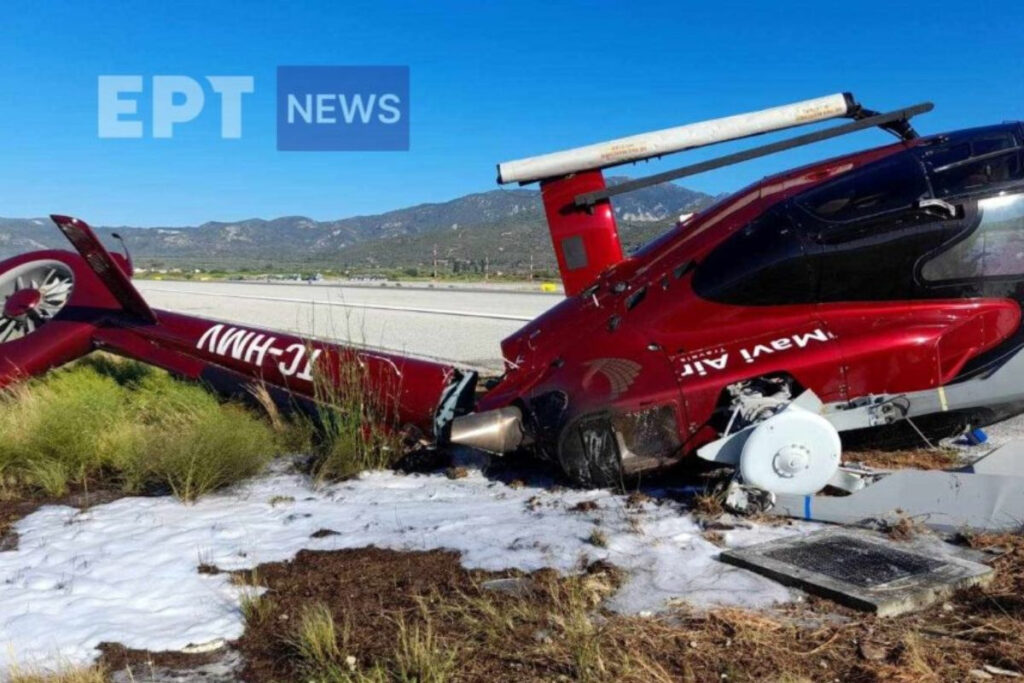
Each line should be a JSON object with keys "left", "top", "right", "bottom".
{"left": 136, "top": 280, "right": 562, "bottom": 371}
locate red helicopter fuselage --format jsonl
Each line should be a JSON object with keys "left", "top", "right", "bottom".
{"left": 475, "top": 123, "right": 1024, "bottom": 485}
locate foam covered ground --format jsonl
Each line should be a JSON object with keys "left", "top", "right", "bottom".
{"left": 0, "top": 466, "right": 808, "bottom": 673}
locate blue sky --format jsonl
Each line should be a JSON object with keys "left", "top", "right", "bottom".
{"left": 1, "top": 0, "right": 1022, "bottom": 226}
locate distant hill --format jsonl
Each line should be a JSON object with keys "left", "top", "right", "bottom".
{"left": 0, "top": 178, "right": 716, "bottom": 275}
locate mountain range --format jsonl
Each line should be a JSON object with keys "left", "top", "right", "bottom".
{"left": 0, "top": 178, "right": 716, "bottom": 275}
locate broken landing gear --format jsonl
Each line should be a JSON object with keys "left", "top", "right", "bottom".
{"left": 698, "top": 389, "right": 1024, "bottom": 532}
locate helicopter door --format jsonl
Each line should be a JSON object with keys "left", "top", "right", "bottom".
{"left": 794, "top": 151, "right": 969, "bottom": 396}
{"left": 678, "top": 202, "right": 845, "bottom": 413}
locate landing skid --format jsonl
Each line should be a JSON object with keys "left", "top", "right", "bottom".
{"left": 725, "top": 441, "right": 1024, "bottom": 532}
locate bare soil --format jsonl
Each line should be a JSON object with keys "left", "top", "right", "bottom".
{"left": 97, "top": 642, "right": 227, "bottom": 677}
{"left": 844, "top": 448, "right": 961, "bottom": 470}
{"left": 233, "top": 547, "right": 516, "bottom": 681}
{"left": 231, "top": 537, "right": 1024, "bottom": 682}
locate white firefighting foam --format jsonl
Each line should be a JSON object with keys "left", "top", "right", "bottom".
{"left": 0, "top": 465, "right": 809, "bottom": 674}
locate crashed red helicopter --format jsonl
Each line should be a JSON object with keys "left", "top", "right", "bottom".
{"left": 3, "top": 92, "right": 1024, "bottom": 528}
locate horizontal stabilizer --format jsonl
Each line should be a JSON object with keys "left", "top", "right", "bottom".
{"left": 50, "top": 215, "right": 156, "bottom": 323}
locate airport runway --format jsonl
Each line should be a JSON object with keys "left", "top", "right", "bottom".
{"left": 136, "top": 280, "right": 562, "bottom": 371}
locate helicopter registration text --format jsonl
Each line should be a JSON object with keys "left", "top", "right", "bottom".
{"left": 196, "top": 323, "right": 322, "bottom": 381}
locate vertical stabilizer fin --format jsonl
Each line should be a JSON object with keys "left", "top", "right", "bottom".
{"left": 540, "top": 170, "right": 623, "bottom": 296}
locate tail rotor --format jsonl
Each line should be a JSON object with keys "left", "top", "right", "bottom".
{"left": 0, "top": 259, "right": 74, "bottom": 343}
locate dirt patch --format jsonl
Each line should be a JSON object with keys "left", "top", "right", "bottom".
{"left": 231, "top": 538, "right": 1024, "bottom": 682}
{"left": 97, "top": 642, "right": 224, "bottom": 672}
{"left": 234, "top": 547, "right": 493, "bottom": 681}
{"left": 97, "top": 642, "right": 240, "bottom": 682}
{"left": 844, "top": 448, "right": 960, "bottom": 470}
{"left": 234, "top": 547, "right": 624, "bottom": 682}
{"left": 310, "top": 528, "right": 340, "bottom": 538}
{"left": 0, "top": 500, "right": 34, "bottom": 551}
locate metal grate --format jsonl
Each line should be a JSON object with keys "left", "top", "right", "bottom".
{"left": 765, "top": 536, "right": 944, "bottom": 587}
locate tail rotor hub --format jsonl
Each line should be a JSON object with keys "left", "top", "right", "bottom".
{"left": 0, "top": 260, "right": 74, "bottom": 343}
{"left": 3, "top": 288, "right": 42, "bottom": 321}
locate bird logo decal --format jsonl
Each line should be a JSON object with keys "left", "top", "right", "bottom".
{"left": 582, "top": 358, "right": 642, "bottom": 399}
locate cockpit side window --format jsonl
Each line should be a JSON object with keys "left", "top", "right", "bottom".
{"left": 795, "top": 152, "right": 928, "bottom": 225}
{"left": 921, "top": 192, "right": 1024, "bottom": 282}
{"left": 692, "top": 204, "right": 817, "bottom": 305}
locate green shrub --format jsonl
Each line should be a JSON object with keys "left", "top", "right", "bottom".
{"left": 135, "top": 402, "right": 275, "bottom": 501}
{"left": 0, "top": 354, "right": 280, "bottom": 501}
{"left": 0, "top": 350, "right": 414, "bottom": 502}
{"left": 0, "top": 369, "right": 142, "bottom": 497}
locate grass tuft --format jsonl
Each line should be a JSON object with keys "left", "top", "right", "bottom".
{"left": 240, "top": 589, "right": 275, "bottom": 628}
{"left": 235, "top": 568, "right": 277, "bottom": 628}
{"left": 0, "top": 354, "right": 283, "bottom": 502}
{"left": 136, "top": 402, "right": 274, "bottom": 501}
{"left": 587, "top": 528, "right": 608, "bottom": 548}
{"left": 306, "top": 349, "right": 405, "bottom": 483}
{"left": 393, "top": 606, "right": 457, "bottom": 683}
{"left": 288, "top": 601, "right": 352, "bottom": 679}
{"left": 691, "top": 490, "right": 725, "bottom": 519}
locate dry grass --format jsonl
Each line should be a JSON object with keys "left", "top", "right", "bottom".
{"left": 235, "top": 568, "right": 277, "bottom": 628}
{"left": 239, "top": 536, "right": 1024, "bottom": 682}
{"left": 6, "top": 664, "right": 106, "bottom": 682}
{"left": 587, "top": 528, "right": 608, "bottom": 548}
{"left": 240, "top": 588, "right": 276, "bottom": 628}
{"left": 393, "top": 606, "right": 457, "bottom": 683}
{"left": 691, "top": 490, "right": 726, "bottom": 519}
{"left": 305, "top": 348, "right": 406, "bottom": 484}
{"left": 844, "top": 448, "right": 960, "bottom": 470}
{"left": 245, "top": 382, "right": 286, "bottom": 433}
{"left": 290, "top": 602, "right": 346, "bottom": 670}
{"left": 882, "top": 515, "right": 929, "bottom": 541}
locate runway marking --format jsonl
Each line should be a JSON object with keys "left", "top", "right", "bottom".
{"left": 142, "top": 288, "right": 535, "bottom": 321}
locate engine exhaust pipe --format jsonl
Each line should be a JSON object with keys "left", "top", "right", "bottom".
{"left": 448, "top": 406, "right": 527, "bottom": 453}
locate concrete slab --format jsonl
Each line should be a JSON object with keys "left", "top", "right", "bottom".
{"left": 720, "top": 528, "right": 993, "bottom": 617}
